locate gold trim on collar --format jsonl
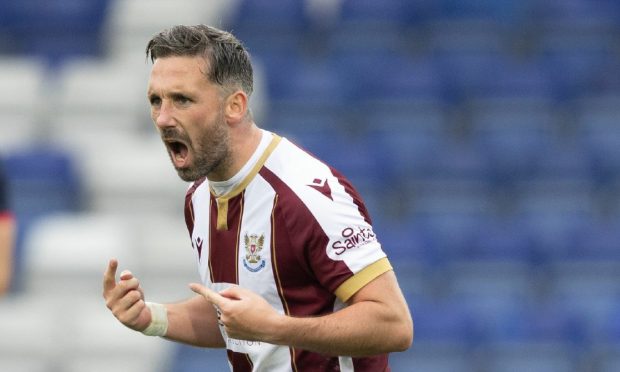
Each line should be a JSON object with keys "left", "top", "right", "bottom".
{"left": 214, "top": 134, "right": 282, "bottom": 230}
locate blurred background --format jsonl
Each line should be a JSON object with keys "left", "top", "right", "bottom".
{"left": 1, "top": 0, "right": 620, "bottom": 371}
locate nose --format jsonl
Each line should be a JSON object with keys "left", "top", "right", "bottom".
{"left": 154, "top": 100, "right": 175, "bottom": 130}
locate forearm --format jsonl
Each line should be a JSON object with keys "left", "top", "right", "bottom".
{"left": 162, "top": 295, "right": 226, "bottom": 348}
{"left": 272, "top": 297, "right": 412, "bottom": 357}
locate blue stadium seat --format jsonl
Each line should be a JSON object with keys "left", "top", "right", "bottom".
{"left": 4, "top": 146, "right": 82, "bottom": 217}
{"left": 431, "top": 47, "right": 507, "bottom": 103}
{"left": 471, "top": 58, "right": 553, "bottom": 101}
{"left": 572, "top": 221, "right": 620, "bottom": 261}
{"left": 488, "top": 300, "right": 586, "bottom": 345}
{"left": 368, "top": 122, "right": 446, "bottom": 182}
{"left": 465, "top": 218, "right": 535, "bottom": 263}
{"left": 327, "top": 48, "right": 442, "bottom": 103}
{"left": 375, "top": 218, "right": 438, "bottom": 266}
{"left": 227, "top": 0, "right": 310, "bottom": 65}
{"left": 534, "top": 0, "right": 620, "bottom": 22}
{"left": 361, "top": 56, "right": 445, "bottom": 103}
{"left": 550, "top": 261, "right": 620, "bottom": 336}
{"left": 334, "top": 0, "right": 412, "bottom": 55}
{"left": 575, "top": 98, "right": 620, "bottom": 181}
{"left": 454, "top": 290, "right": 525, "bottom": 342}
{"left": 537, "top": 36, "right": 617, "bottom": 101}
{"left": 425, "top": 17, "right": 505, "bottom": 59}
{"left": 266, "top": 59, "right": 347, "bottom": 108}
{"left": 230, "top": 0, "right": 308, "bottom": 33}
{"left": 340, "top": 0, "right": 409, "bottom": 24}
{"left": 389, "top": 343, "right": 476, "bottom": 372}
{"left": 533, "top": 143, "right": 592, "bottom": 180}
{"left": 484, "top": 342, "right": 579, "bottom": 372}
{"left": 1, "top": 0, "right": 109, "bottom": 65}
{"left": 469, "top": 103, "right": 558, "bottom": 183}
{"left": 390, "top": 258, "right": 433, "bottom": 297}
{"left": 599, "top": 350, "right": 620, "bottom": 372}
{"left": 515, "top": 188, "right": 593, "bottom": 263}
{"left": 3, "top": 146, "right": 82, "bottom": 292}
{"left": 447, "top": 261, "right": 533, "bottom": 301}
{"left": 433, "top": 25, "right": 551, "bottom": 101}
{"left": 599, "top": 302, "right": 620, "bottom": 345}
{"left": 410, "top": 296, "right": 479, "bottom": 344}
{"left": 362, "top": 99, "right": 448, "bottom": 135}
{"left": 362, "top": 100, "right": 454, "bottom": 182}
{"left": 266, "top": 106, "right": 346, "bottom": 134}
{"left": 418, "top": 142, "right": 490, "bottom": 183}
{"left": 409, "top": 186, "right": 494, "bottom": 263}
{"left": 437, "top": 0, "right": 529, "bottom": 24}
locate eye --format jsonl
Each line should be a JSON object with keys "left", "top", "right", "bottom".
{"left": 149, "top": 94, "right": 161, "bottom": 107}
{"left": 173, "top": 94, "right": 192, "bottom": 106}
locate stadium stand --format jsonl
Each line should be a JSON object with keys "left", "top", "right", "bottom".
{"left": 2, "top": 0, "right": 620, "bottom": 371}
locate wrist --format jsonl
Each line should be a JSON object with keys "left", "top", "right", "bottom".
{"left": 142, "top": 302, "right": 168, "bottom": 337}
{"left": 267, "top": 313, "right": 293, "bottom": 345}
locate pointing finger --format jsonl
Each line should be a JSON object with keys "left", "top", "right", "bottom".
{"left": 103, "top": 259, "right": 118, "bottom": 292}
{"left": 189, "top": 283, "right": 227, "bottom": 307}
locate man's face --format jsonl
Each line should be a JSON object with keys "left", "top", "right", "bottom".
{"left": 147, "top": 55, "right": 231, "bottom": 182}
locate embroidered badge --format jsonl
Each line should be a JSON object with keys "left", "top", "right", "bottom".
{"left": 243, "top": 233, "right": 266, "bottom": 272}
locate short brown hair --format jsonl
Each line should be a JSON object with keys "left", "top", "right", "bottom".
{"left": 146, "top": 24, "right": 253, "bottom": 96}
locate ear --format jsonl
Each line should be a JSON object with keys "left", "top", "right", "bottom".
{"left": 224, "top": 90, "right": 248, "bottom": 124}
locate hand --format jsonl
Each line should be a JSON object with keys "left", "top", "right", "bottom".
{"left": 189, "top": 283, "right": 283, "bottom": 343}
{"left": 103, "top": 259, "right": 151, "bottom": 331}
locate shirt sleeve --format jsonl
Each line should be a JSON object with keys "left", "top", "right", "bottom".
{"left": 304, "top": 170, "right": 392, "bottom": 303}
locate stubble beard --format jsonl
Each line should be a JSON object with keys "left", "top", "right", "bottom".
{"left": 173, "top": 112, "right": 232, "bottom": 182}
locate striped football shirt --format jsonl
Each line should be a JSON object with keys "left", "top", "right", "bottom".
{"left": 184, "top": 131, "right": 393, "bottom": 372}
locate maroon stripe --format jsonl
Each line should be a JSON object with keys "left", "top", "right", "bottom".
{"left": 209, "top": 192, "right": 244, "bottom": 284}
{"left": 329, "top": 167, "right": 372, "bottom": 225}
{"left": 183, "top": 177, "right": 206, "bottom": 237}
{"left": 227, "top": 350, "right": 253, "bottom": 372}
{"left": 183, "top": 198, "right": 194, "bottom": 238}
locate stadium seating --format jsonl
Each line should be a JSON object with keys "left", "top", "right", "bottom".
{"left": 0, "top": 0, "right": 109, "bottom": 65}
{"left": 3, "top": 0, "right": 620, "bottom": 370}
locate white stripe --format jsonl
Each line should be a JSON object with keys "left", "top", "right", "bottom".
{"left": 191, "top": 183, "right": 213, "bottom": 285}
{"left": 235, "top": 176, "right": 292, "bottom": 371}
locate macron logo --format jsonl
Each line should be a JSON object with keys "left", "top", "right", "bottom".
{"left": 308, "top": 178, "right": 333, "bottom": 200}
{"left": 194, "top": 236, "right": 204, "bottom": 260}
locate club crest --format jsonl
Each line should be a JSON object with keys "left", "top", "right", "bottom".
{"left": 243, "top": 233, "right": 266, "bottom": 272}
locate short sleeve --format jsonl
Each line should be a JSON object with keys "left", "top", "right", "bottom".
{"left": 303, "top": 170, "right": 391, "bottom": 302}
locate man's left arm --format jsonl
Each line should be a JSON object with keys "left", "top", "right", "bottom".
{"left": 190, "top": 269, "right": 413, "bottom": 357}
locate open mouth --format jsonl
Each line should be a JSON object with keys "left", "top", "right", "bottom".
{"left": 166, "top": 140, "right": 190, "bottom": 168}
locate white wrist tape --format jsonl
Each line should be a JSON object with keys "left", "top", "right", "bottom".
{"left": 142, "top": 302, "right": 168, "bottom": 337}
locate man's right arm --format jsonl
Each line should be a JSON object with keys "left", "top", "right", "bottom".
{"left": 103, "top": 259, "right": 225, "bottom": 348}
